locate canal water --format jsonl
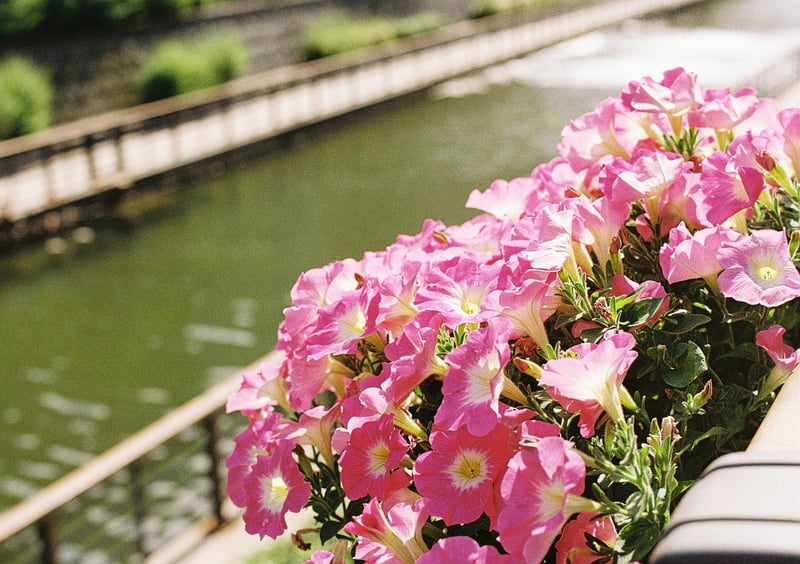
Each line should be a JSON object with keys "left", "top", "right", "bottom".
{"left": 1, "top": 0, "right": 799, "bottom": 512}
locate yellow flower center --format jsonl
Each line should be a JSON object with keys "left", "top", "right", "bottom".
{"left": 449, "top": 450, "right": 486, "bottom": 490}
{"left": 758, "top": 265, "right": 778, "bottom": 282}
{"left": 368, "top": 442, "right": 391, "bottom": 475}
{"left": 262, "top": 475, "right": 289, "bottom": 512}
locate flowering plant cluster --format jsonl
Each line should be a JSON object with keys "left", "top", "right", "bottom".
{"left": 225, "top": 67, "right": 800, "bottom": 563}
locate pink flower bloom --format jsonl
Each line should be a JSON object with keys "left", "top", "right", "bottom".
{"left": 555, "top": 512, "right": 618, "bottom": 564}
{"left": 558, "top": 97, "right": 633, "bottom": 172}
{"left": 414, "top": 423, "right": 512, "bottom": 525}
{"left": 417, "top": 536, "right": 509, "bottom": 563}
{"left": 226, "top": 356, "right": 290, "bottom": 416}
{"left": 568, "top": 194, "right": 630, "bottom": 270}
{"left": 779, "top": 107, "right": 800, "bottom": 176}
{"left": 540, "top": 331, "right": 638, "bottom": 437}
{"left": 659, "top": 223, "right": 744, "bottom": 287}
{"left": 695, "top": 152, "right": 764, "bottom": 226}
{"left": 285, "top": 404, "right": 341, "bottom": 469}
{"left": 435, "top": 319, "right": 514, "bottom": 436}
{"left": 495, "top": 269, "right": 559, "bottom": 351}
{"left": 495, "top": 431, "right": 588, "bottom": 563}
{"left": 337, "top": 414, "right": 410, "bottom": 501}
{"left": 717, "top": 229, "right": 800, "bottom": 307}
{"left": 688, "top": 87, "right": 759, "bottom": 132}
{"left": 240, "top": 440, "right": 311, "bottom": 539}
{"left": 304, "top": 278, "right": 381, "bottom": 360}
{"left": 466, "top": 176, "right": 539, "bottom": 221}
{"left": 621, "top": 67, "right": 701, "bottom": 133}
{"left": 344, "top": 498, "right": 429, "bottom": 564}
{"left": 415, "top": 254, "right": 502, "bottom": 327}
{"left": 756, "top": 324, "right": 800, "bottom": 372}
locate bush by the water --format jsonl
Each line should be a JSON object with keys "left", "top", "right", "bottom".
{"left": 468, "top": 0, "right": 566, "bottom": 18}
{"left": 138, "top": 33, "right": 249, "bottom": 102}
{"left": 0, "top": 56, "right": 53, "bottom": 140}
{"left": 302, "top": 11, "right": 444, "bottom": 60}
{"left": 0, "top": 0, "right": 219, "bottom": 38}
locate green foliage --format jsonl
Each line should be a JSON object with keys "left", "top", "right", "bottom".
{"left": 138, "top": 32, "right": 248, "bottom": 102}
{"left": 0, "top": 0, "right": 46, "bottom": 35}
{"left": 0, "top": 56, "right": 53, "bottom": 140}
{"left": 302, "top": 11, "right": 444, "bottom": 60}
{"left": 467, "top": 0, "right": 564, "bottom": 18}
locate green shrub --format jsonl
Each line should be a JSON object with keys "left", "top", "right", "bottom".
{"left": 303, "top": 12, "right": 445, "bottom": 60}
{"left": 0, "top": 0, "right": 46, "bottom": 36}
{"left": 138, "top": 33, "right": 248, "bottom": 102}
{"left": 0, "top": 56, "right": 53, "bottom": 140}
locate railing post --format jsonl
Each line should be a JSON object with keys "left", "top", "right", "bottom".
{"left": 37, "top": 515, "right": 57, "bottom": 564}
{"left": 204, "top": 413, "right": 226, "bottom": 525}
{"left": 129, "top": 461, "right": 148, "bottom": 558}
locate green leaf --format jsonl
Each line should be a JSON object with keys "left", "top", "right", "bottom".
{"left": 661, "top": 313, "right": 711, "bottom": 334}
{"left": 619, "top": 297, "right": 665, "bottom": 328}
{"left": 661, "top": 341, "right": 707, "bottom": 388}
{"left": 319, "top": 520, "right": 343, "bottom": 544}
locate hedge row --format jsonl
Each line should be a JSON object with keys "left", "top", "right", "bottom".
{"left": 0, "top": 0, "right": 218, "bottom": 38}
{"left": 302, "top": 12, "right": 445, "bottom": 60}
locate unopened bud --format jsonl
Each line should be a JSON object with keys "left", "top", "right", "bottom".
{"left": 756, "top": 151, "right": 777, "bottom": 172}
{"left": 660, "top": 415, "right": 681, "bottom": 442}
{"left": 513, "top": 357, "right": 543, "bottom": 379}
{"left": 432, "top": 230, "right": 450, "bottom": 245}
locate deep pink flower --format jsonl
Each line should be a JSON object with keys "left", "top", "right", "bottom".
{"left": 540, "top": 331, "right": 638, "bottom": 437}
{"left": 495, "top": 431, "right": 588, "bottom": 563}
{"left": 717, "top": 229, "right": 800, "bottom": 307}
{"left": 435, "top": 319, "right": 514, "bottom": 436}
{"left": 337, "top": 414, "right": 410, "bottom": 501}
{"left": 344, "top": 498, "right": 429, "bottom": 564}
{"left": 240, "top": 440, "right": 311, "bottom": 539}
{"left": 417, "top": 536, "right": 509, "bottom": 563}
{"left": 659, "top": 223, "right": 744, "bottom": 288}
{"left": 555, "top": 512, "right": 618, "bottom": 564}
{"left": 414, "top": 423, "right": 512, "bottom": 525}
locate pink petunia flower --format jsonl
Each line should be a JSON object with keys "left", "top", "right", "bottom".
{"left": 621, "top": 67, "right": 701, "bottom": 133}
{"left": 415, "top": 254, "right": 503, "bottom": 327}
{"left": 555, "top": 512, "right": 618, "bottom": 564}
{"left": 344, "top": 498, "right": 429, "bottom": 564}
{"left": 240, "top": 440, "right": 311, "bottom": 539}
{"left": 755, "top": 324, "right": 800, "bottom": 401}
{"left": 226, "top": 355, "right": 291, "bottom": 416}
{"left": 337, "top": 414, "right": 410, "bottom": 501}
{"left": 413, "top": 423, "right": 512, "bottom": 525}
{"left": 495, "top": 427, "right": 591, "bottom": 563}
{"left": 435, "top": 319, "right": 514, "bottom": 436}
{"left": 466, "top": 176, "right": 539, "bottom": 222}
{"left": 539, "top": 331, "right": 638, "bottom": 438}
{"left": 417, "top": 536, "right": 509, "bottom": 563}
{"left": 688, "top": 87, "right": 759, "bottom": 134}
{"left": 695, "top": 151, "right": 764, "bottom": 227}
{"left": 659, "top": 222, "right": 744, "bottom": 289}
{"left": 558, "top": 97, "right": 634, "bottom": 172}
{"left": 717, "top": 229, "right": 800, "bottom": 307}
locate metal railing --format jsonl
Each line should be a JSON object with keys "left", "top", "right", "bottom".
{"left": 0, "top": 353, "right": 278, "bottom": 564}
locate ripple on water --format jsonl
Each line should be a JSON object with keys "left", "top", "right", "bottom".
{"left": 39, "top": 392, "right": 110, "bottom": 420}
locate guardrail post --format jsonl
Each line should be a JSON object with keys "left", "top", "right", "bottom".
{"left": 129, "top": 460, "right": 148, "bottom": 557}
{"left": 37, "top": 515, "right": 57, "bottom": 564}
{"left": 204, "top": 413, "right": 226, "bottom": 525}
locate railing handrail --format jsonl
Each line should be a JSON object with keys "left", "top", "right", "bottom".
{"left": 0, "top": 0, "right": 617, "bottom": 159}
{"left": 0, "top": 350, "right": 279, "bottom": 543}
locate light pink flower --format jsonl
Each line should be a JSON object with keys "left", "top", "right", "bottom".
{"left": 344, "top": 498, "right": 429, "bottom": 564}
{"left": 568, "top": 194, "right": 630, "bottom": 270}
{"left": 717, "top": 229, "right": 800, "bottom": 307}
{"left": 779, "top": 107, "right": 800, "bottom": 176}
{"left": 495, "top": 429, "right": 588, "bottom": 563}
{"left": 555, "top": 512, "right": 618, "bottom": 564}
{"left": 226, "top": 356, "right": 290, "bottom": 416}
{"left": 621, "top": 67, "right": 701, "bottom": 133}
{"left": 659, "top": 223, "right": 744, "bottom": 287}
{"left": 494, "top": 269, "right": 559, "bottom": 351}
{"left": 417, "top": 536, "right": 509, "bottom": 563}
{"left": 435, "top": 319, "right": 514, "bottom": 436}
{"left": 540, "top": 331, "right": 638, "bottom": 437}
{"left": 756, "top": 324, "right": 800, "bottom": 372}
{"left": 466, "top": 176, "right": 539, "bottom": 221}
{"left": 688, "top": 87, "right": 759, "bottom": 132}
{"left": 414, "top": 423, "right": 512, "bottom": 525}
{"left": 695, "top": 151, "right": 764, "bottom": 227}
{"left": 415, "top": 254, "right": 502, "bottom": 327}
{"left": 558, "top": 97, "right": 633, "bottom": 172}
{"left": 240, "top": 440, "right": 311, "bottom": 539}
{"left": 337, "top": 414, "right": 410, "bottom": 501}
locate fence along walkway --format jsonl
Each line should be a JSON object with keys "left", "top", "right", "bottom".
{"left": 0, "top": 0, "right": 703, "bottom": 230}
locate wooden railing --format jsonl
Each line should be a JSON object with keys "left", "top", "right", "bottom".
{"left": 0, "top": 0, "right": 703, "bottom": 242}
{"left": 0, "top": 352, "right": 278, "bottom": 564}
